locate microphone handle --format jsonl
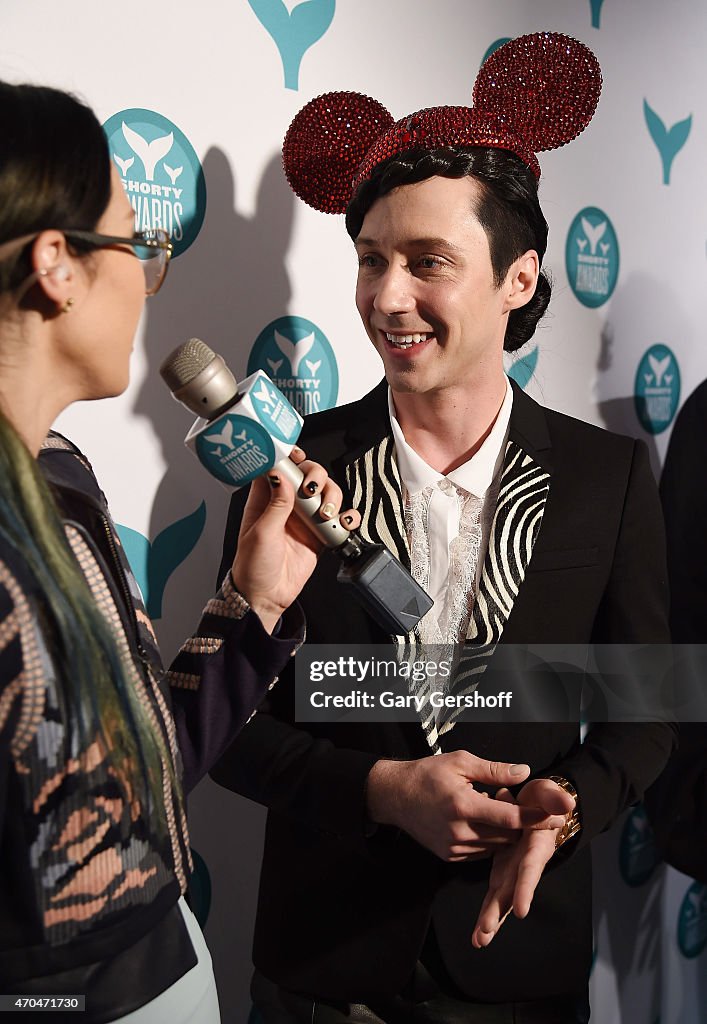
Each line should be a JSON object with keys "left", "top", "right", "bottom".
{"left": 274, "top": 457, "right": 351, "bottom": 549}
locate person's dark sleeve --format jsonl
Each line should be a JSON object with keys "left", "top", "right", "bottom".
{"left": 166, "top": 570, "right": 306, "bottom": 795}
{"left": 209, "top": 488, "right": 379, "bottom": 839}
{"left": 209, "top": 684, "right": 379, "bottom": 838}
{"left": 659, "top": 380, "right": 707, "bottom": 641}
{"left": 643, "top": 383, "right": 707, "bottom": 880}
{"left": 547, "top": 439, "right": 677, "bottom": 851}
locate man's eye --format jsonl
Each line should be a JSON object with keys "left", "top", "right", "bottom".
{"left": 357, "top": 255, "right": 380, "bottom": 268}
{"left": 417, "top": 257, "right": 441, "bottom": 270}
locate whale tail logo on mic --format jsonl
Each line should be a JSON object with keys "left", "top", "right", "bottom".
{"left": 195, "top": 413, "right": 277, "bottom": 487}
{"left": 205, "top": 420, "right": 237, "bottom": 452}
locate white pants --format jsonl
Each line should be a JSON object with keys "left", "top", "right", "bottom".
{"left": 113, "top": 898, "right": 221, "bottom": 1024}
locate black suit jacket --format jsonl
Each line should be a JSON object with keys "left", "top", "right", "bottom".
{"left": 212, "top": 381, "right": 675, "bottom": 1002}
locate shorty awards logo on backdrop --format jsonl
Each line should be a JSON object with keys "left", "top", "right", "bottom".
{"left": 618, "top": 804, "right": 658, "bottom": 887}
{"left": 103, "top": 109, "right": 206, "bottom": 257}
{"left": 634, "top": 344, "right": 680, "bottom": 435}
{"left": 643, "top": 99, "right": 692, "bottom": 185}
{"left": 678, "top": 882, "right": 707, "bottom": 959}
{"left": 116, "top": 502, "right": 206, "bottom": 621}
{"left": 566, "top": 207, "right": 619, "bottom": 308}
{"left": 589, "top": 0, "right": 605, "bottom": 28}
{"left": 248, "top": 316, "right": 338, "bottom": 416}
{"left": 248, "top": 0, "right": 335, "bottom": 90}
{"left": 504, "top": 347, "right": 538, "bottom": 390}
{"left": 480, "top": 38, "right": 512, "bottom": 67}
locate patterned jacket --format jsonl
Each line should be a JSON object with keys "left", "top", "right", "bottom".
{"left": 0, "top": 432, "right": 302, "bottom": 1013}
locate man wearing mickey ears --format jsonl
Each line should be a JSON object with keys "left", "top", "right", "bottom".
{"left": 212, "top": 34, "right": 676, "bottom": 1023}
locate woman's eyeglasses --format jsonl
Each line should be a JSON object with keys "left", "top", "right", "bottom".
{"left": 64, "top": 228, "right": 173, "bottom": 295}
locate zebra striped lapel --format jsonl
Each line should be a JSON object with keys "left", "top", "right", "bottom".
{"left": 467, "top": 440, "right": 551, "bottom": 645}
{"left": 343, "top": 435, "right": 409, "bottom": 568}
{"left": 433, "top": 440, "right": 551, "bottom": 742}
{"left": 342, "top": 432, "right": 551, "bottom": 749}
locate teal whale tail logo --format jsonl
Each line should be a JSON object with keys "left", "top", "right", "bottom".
{"left": 121, "top": 122, "right": 173, "bottom": 181}
{"left": 589, "top": 0, "right": 605, "bottom": 28}
{"left": 480, "top": 37, "right": 512, "bottom": 68}
{"left": 506, "top": 346, "right": 538, "bottom": 390}
{"left": 643, "top": 100, "right": 692, "bottom": 185}
{"left": 116, "top": 501, "right": 206, "bottom": 620}
{"left": 248, "top": 0, "right": 336, "bottom": 90}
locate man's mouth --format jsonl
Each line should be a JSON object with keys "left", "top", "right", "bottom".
{"left": 384, "top": 331, "right": 433, "bottom": 350}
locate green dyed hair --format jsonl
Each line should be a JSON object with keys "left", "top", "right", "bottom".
{"left": 0, "top": 81, "right": 179, "bottom": 831}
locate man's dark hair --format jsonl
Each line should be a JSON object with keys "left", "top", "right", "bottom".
{"left": 345, "top": 147, "right": 551, "bottom": 353}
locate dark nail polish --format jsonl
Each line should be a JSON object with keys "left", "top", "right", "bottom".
{"left": 342, "top": 514, "right": 354, "bottom": 526}
{"left": 268, "top": 475, "right": 280, "bottom": 487}
{"left": 306, "top": 481, "right": 318, "bottom": 494}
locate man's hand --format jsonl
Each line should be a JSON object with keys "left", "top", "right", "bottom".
{"left": 471, "top": 778, "right": 576, "bottom": 947}
{"left": 232, "top": 448, "right": 360, "bottom": 634}
{"left": 366, "top": 752, "right": 567, "bottom": 862}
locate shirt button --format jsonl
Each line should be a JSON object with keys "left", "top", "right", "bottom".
{"left": 439, "top": 479, "right": 452, "bottom": 492}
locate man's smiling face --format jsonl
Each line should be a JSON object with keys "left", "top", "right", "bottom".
{"left": 354, "top": 174, "right": 516, "bottom": 398}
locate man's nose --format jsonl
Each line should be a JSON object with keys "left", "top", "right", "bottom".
{"left": 373, "top": 265, "right": 415, "bottom": 316}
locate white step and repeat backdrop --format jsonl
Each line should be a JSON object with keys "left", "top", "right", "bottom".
{"left": 2, "top": 1, "right": 705, "bottom": 1021}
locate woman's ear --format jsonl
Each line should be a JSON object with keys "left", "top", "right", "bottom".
{"left": 503, "top": 249, "right": 539, "bottom": 312}
{"left": 30, "top": 231, "right": 76, "bottom": 308}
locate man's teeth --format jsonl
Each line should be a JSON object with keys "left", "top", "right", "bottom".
{"left": 385, "top": 332, "right": 430, "bottom": 348}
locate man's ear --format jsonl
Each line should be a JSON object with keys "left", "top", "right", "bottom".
{"left": 503, "top": 250, "right": 539, "bottom": 312}
{"left": 30, "top": 231, "right": 76, "bottom": 305}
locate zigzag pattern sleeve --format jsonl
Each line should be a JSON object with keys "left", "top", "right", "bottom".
{"left": 166, "top": 574, "right": 305, "bottom": 793}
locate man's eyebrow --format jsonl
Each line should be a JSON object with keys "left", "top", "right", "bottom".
{"left": 355, "top": 235, "right": 464, "bottom": 254}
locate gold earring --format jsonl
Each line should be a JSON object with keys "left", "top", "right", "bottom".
{"left": 61, "top": 297, "right": 75, "bottom": 314}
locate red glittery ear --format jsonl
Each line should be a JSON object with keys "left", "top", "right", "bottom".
{"left": 282, "top": 92, "right": 395, "bottom": 214}
{"left": 473, "top": 32, "right": 602, "bottom": 154}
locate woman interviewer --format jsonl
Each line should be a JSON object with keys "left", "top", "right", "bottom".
{"left": 0, "top": 82, "right": 357, "bottom": 1022}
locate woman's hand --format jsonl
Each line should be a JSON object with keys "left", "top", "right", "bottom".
{"left": 231, "top": 448, "right": 360, "bottom": 634}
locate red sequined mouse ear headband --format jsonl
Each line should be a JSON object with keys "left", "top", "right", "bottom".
{"left": 282, "top": 31, "right": 602, "bottom": 214}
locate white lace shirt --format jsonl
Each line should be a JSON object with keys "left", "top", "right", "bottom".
{"left": 388, "top": 379, "right": 512, "bottom": 644}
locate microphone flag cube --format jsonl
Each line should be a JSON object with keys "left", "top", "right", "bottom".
{"left": 185, "top": 371, "right": 303, "bottom": 488}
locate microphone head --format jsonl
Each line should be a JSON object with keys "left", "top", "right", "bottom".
{"left": 160, "top": 338, "right": 239, "bottom": 419}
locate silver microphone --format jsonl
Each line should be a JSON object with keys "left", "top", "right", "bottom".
{"left": 160, "top": 337, "right": 239, "bottom": 419}
{"left": 160, "top": 338, "right": 353, "bottom": 550}
{"left": 160, "top": 339, "right": 433, "bottom": 635}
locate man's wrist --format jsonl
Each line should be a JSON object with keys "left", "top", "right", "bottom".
{"left": 547, "top": 775, "right": 581, "bottom": 851}
{"left": 366, "top": 759, "right": 407, "bottom": 827}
